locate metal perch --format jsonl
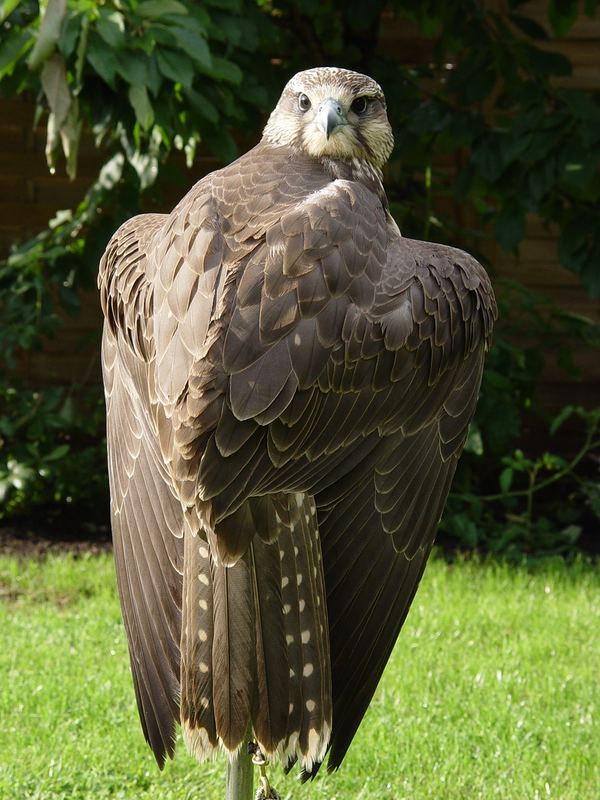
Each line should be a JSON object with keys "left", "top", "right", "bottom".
{"left": 226, "top": 747, "right": 253, "bottom": 800}
{"left": 226, "top": 738, "right": 281, "bottom": 800}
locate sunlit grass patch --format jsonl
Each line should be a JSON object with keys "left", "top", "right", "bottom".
{"left": 0, "top": 553, "right": 597, "bottom": 799}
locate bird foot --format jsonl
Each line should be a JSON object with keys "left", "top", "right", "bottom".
{"left": 255, "top": 776, "right": 281, "bottom": 800}
{"left": 247, "top": 740, "right": 267, "bottom": 765}
{"left": 247, "top": 742, "right": 280, "bottom": 799}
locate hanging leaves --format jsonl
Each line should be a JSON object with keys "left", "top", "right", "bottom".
{"left": 40, "top": 52, "right": 70, "bottom": 125}
{"left": 37, "top": 51, "right": 81, "bottom": 179}
{"left": 27, "top": 0, "right": 67, "bottom": 70}
{"left": 128, "top": 84, "right": 154, "bottom": 130}
{"left": 136, "top": 0, "right": 189, "bottom": 18}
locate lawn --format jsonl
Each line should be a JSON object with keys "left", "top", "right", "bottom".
{"left": 0, "top": 552, "right": 597, "bottom": 800}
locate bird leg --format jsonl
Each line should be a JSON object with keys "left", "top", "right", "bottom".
{"left": 248, "top": 742, "right": 281, "bottom": 800}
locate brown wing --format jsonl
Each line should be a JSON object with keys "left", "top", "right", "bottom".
{"left": 105, "top": 149, "right": 496, "bottom": 772}
{"left": 150, "top": 144, "right": 332, "bottom": 507}
{"left": 197, "top": 179, "right": 495, "bottom": 513}
{"left": 100, "top": 216, "right": 185, "bottom": 768}
{"left": 99, "top": 147, "right": 342, "bottom": 773}
{"left": 313, "top": 349, "right": 485, "bottom": 773}
{"left": 191, "top": 177, "right": 496, "bottom": 770}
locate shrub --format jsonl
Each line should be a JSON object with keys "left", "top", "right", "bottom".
{"left": 1, "top": 0, "right": 599, "bottom": 555}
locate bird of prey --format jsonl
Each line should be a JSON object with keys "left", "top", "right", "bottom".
{"left": 99, "top": 66, "right": 496, "bottom": 781}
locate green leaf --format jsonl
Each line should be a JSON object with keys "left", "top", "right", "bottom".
{"left": 128, "top": 84, "right": 154, "bottom": 130}
{"left": 0, "top": 31, "right": 31, "bottom": 79}
{"left": 461, "top": 517, "right": 479, "bottom": 548}
{"left": 211, "top": 14, "right": 242, "bottom": 46}
{"left": 237, "top": 80, "right": 268, "bottom": 108}
{"left": 86, "top": 34, "right": 118, "bottom": 86}
{"left": 58, "top": 13, "right": 81, "bottom": 59}
{"left": 465, "top": 425, "right": 484, "bottom": 456}
{"left": 499, "top": 467, "right": 514, "bottom": 494}
{"left": 96, "top": 8, "right": 125, "bottom": 50}
{"left": 495, "top": 205, "right": 525, "bottom": 251}
{"left": 444, "top": 111, "right": 484, "bottom": 148}
{"left": 41, "top": 53, "right": 71, "bottom": 128}
{"left": 550, "top": 405, "right": 574, "bottom": 435}
{"left": 183, "top": 87, "right": 219, "bottom": 123}
{"left": 28, "top": 0, "right": 67, "bottom": 71}
{"left": 160, "top": 12, "right": 204, "bottom": 30}
{"left": 407, "top": 100, "right": 447, "bottom": 135}
{"left": 145, "top": 54, "right": 162, "bottom": 96}
{"left": 97, "top": 152, "right": 125, "bottom": 190}
{"left": 73, "top": 14, "right": 88, "bottom": 89}
{"left": 45, "top": 113, "right": 59, "bottom": 174}
{"left": 116, "top": 50, "right": 148, "bottom": 86}
{"left": 471, "top": 136, "right": 505, "bottom": 182}
{"left": 483, "top": 369, "right": 513, "bottom": 391}
{"left": 0, "top": 0, "right": 22, "bottom": 24}
{"left": 170, "top": 26, "right": 212, "bottom": 68}
{"left": 189, "top": 4, "right": 211, "bottom": 28}
{"left": 144, "top": 25, "right": 177, "bottom": 47}
{"left": 204, "top": 126, "right": 237, "bottom": 162}
{"left": 561, "top": 90, "right": 600, "bottom": 125}
{"left": 202, "top": 0, "right": 241, "bottom": 8}
{"left": 508, "top": 13, "right": 549, "bottom": 40}
{"left": 558, "top": 216, "right": 589, "bottom": 275}
{"left": 560, "top": 524, "right": 582, "bottom": 544}
{"left": 499, "top": 129, "right": 533, "bottom": 165}
{"left": 128, "top": 149, "right": 159, "bottom": 189}
{"left": 44, "top": 444, "right": 70, "bottom": 461}
{"left": 465, "top": 67, "right": 496, "bottom": 104}
{"left": 548, "top": 0, "right": 578, "bottom": 37}
{"left": 453, "top": 166, "right": 474, "bottom": 200}
{"left": 156, "top": 48, "right": 193, "bottom": 87}
{"left": 58, "top": 99, "right": 82, "bottom": 179}
{"left": 528, "top": 159, "right": 556, "bottom": 206}
{"left": 204, "top": 54, "right": 242, "bottom": 84}
{"left": 524, "top": 44, "right": 572, "bottom": 76}
{"left": 136, "top": 0, "right": 188, "bottom": 18}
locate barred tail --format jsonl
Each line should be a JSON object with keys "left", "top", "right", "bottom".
{"left": 180, "top": 494, "right": 331, "bottom": 771}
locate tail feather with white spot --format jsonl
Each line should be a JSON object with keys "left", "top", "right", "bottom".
{"left": 180, "top": 494, "right": 331, "bottom": 771}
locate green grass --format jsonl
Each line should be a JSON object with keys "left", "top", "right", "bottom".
{"left": 0, "top": 552, "right": 598, "bottom": 800}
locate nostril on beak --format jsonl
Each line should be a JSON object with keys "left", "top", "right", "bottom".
{"left": 318, "top": 101, "right": 343, "bottom": 115}
{"left": 316, "top": 98, "right": 346, "bottom": 138}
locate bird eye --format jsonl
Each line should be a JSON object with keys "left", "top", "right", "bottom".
{"left": 351, "top": 96, "right": 369, "bottom": 115}
{"left": 298, "top": 93, "right": 311, "bottom": 112}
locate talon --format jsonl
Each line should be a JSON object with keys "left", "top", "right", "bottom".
{"left": 248, "top": 743, "right": 280, "bottom": 799}
{"left": 248, "top": 740, "right": 268, "bottom": 766}
{"left": 247, "top": 740, "right": 261, "bottom": 760}
{"left": 255, "top": 777, "right": 281, "bottom": 800}
{"left": 249, "top": 756, "right": 280, "bottom": 800}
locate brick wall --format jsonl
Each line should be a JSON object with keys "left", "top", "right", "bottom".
{"left": 1, "top": 1, "right": 599, "bottom": 410}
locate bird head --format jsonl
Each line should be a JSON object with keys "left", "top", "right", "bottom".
{"left": 263, "top": 67, "right": 394, "bottom": 170}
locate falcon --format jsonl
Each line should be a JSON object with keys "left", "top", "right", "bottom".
{"left": 99, "top": 67, "right": 496, "bottom": 781}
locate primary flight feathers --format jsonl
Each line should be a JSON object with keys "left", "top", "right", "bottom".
{"left": 99, "top": 66, "right": 496, "bottom": 776}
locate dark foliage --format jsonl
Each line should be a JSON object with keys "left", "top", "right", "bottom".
{"left": 0, "top": 0, "right": 599, "bottom": 557}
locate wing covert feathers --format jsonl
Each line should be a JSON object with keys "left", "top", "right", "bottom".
{"left": 100, "top": 139, "right": 496, "bottom": 777}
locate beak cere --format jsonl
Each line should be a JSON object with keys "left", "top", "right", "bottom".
{"left": 315, "top": 98, "right": 346, "bottom": 139}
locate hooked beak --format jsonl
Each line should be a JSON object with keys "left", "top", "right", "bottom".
{"left": 315, "top": 98, "right": 347, "bottom": 139}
